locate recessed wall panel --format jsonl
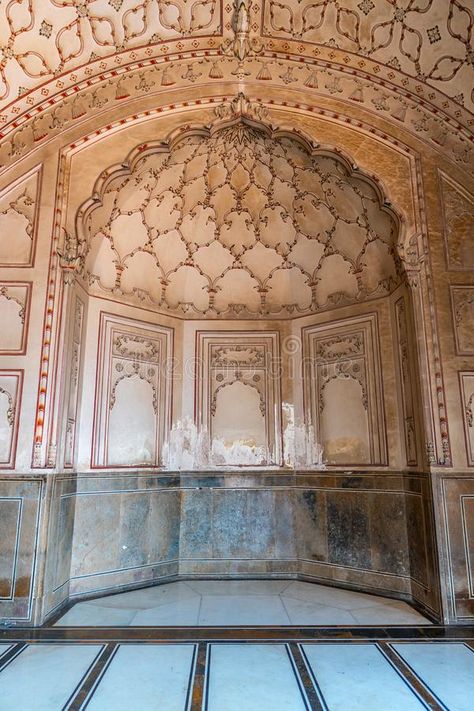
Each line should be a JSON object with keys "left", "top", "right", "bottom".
{"left": 195, "top": 331, "right": 282, "bottom": 466}
{"left": 92, "top": 313, "right": 173, "bottom": 469}
{"left": 0, "top": 370, "right": 23, "bottom": 469}
{"left": 303, "top": 314, "right": 387, "bottom": 467}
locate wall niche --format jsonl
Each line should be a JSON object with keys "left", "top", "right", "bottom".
{"left": 91, "top": 313, "right": 173, "bottom": 468}
{"left": 195, "top": 331, "right": 282, "bottom": 466}
{"left": 303, "top": 314, "right": 387, "bottom": 467}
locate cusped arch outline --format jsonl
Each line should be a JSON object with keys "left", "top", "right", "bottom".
{"left": 76, "top": 96, "right": 411, "bottom": 319}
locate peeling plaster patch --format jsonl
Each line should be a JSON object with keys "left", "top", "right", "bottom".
{"left": 163, "top": 417, "right": 267, "bottom": 469}
{"left": 162, "top": 413, "right": 326, "bottom": 470}
{"left": 282, "top": 402, "right": 326, "bottom": 469}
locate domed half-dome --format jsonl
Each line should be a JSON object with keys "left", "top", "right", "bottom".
{"left": 78, "top": 118, "right": 401, "bottom": 318}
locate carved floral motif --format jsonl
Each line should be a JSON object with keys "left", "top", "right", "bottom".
{"left": 110, "top": 361, "right": 159, "bottom": 413}
{"left": 113, "top": 334, "right": 161, "bottom": 362}
{"left": 466, "top": 392, "right": 473, "bottom": 428}
{"left": 0, "top": 386, "right": 15, "bottom": 427}
{"left": 211, "top": 344, "right": 266, "bottom": 366}
{"left": 318, "top": 359, "right": 368, "bottom": 412}
{"left": 315, "top": 334, "right": 363, "bottom": 361}
{"left": 0, "top": 167, "right": 40, "bottom": 266}
{"left": 263, "top": 0, "right": 474, "bottom": 110}
{"left": 451, "top": 286, "right": 474, "bottom": 354}
{"left": 0, "top": 286, "right": 26, "bottom": 323}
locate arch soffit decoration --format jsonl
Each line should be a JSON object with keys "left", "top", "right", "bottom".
{"left": 0, "top": 1, "right": 473, "bottom": 172}
{"left": 74, "top": 94, "right": 408, "bottom": 320}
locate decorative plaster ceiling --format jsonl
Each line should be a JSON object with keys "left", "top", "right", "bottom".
{"left": 0, "top": 0, "right": 472, "bottom": 111}
{"left": 77, "top": 109, "right": 400, "bottom": 318}
{"left": 1, "top": 1, "right": 473, "bottom": 171}
{"left": 0, "top": 0, "right": 222, "bottom": 103}
{"left": 262, "top": 0, "right": 474, "bottom": 109}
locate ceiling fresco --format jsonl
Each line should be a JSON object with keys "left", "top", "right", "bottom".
{"left": 0, "top": 0, "right": 222, "bottom": 103}
{"left": 262, "top": 0, "right": 474, "bottom": 109}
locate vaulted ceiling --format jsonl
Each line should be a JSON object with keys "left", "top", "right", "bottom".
{"left": 78, "top": 115, "right": 400, "bottom": 318}
{"left": 0, "top": 0, "right": 473, "bottom": 171}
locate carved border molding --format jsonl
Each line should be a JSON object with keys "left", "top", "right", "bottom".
{"left": 394, "top": 294, "right": 420, "bottom": 467}
{"left": 63, "top": 295, "right": 85, "bottom": 469}
{"left": 0, "top": 51, "right": 473, "bottom": 175}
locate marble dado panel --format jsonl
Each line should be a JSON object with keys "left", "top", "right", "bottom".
{"left": 451, "top": 288, "right": 474, "bottom": 356}
{"left": 28, "top": 472, "right": 438, "bottom": 624}
{"left": 441, "top": 476, "right": 474, "bottom": 621}
{"left": 295, "top": 473, "right": 439, "bottom": 617}
{"left": 0, "top": 478, "right": 43, "bottom": 622}
{"left": 303, "top": 314, "right": 387, "bottom": 467}
{"left": 0, "top": 282, "right": 31, "bottom": 354}
{"left": 92, "top": 313, "right": 173, "bottom": 469}
{"left": 0, "top": 371, "right": 23, "bottom": 469}
{"left": 0, "top": 165, "right": 41, "bottom": 267}
{"left": 0, "top": 472, "right": 441, "bottom": 624}
{"left": 459, "top": 373, "right": 474, "bottom": 467}
{"left": 195, "top": 331, "right": 282, "bottom": 466}
{"left": 41, "top": 475, "right": 77, "bottom": 619}
{"left": 66, "top": 474, "right": 180, "bottom": 599}
{"left": 179, "top": 480, "right": 296, "bottom": 577}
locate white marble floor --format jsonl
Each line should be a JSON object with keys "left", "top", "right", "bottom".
{"left": 55, "top": 580, "right": 431, "bottom": 626}
{"left": 1, "top": 640, "right": 474, "bottom": 710}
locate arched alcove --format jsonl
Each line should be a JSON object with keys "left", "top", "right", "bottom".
{"left": 76, "top": 113, "right": 403, "bottom": 321}
{"left": 35, "top": 101, "right": 439, "bottom": 628}
{"left": 70, "top": 111, "right": 413, "bottom": 476}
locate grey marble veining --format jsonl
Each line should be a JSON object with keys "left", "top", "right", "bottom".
{"left": 1, "top": 471, "right": 440, "bottom": 625}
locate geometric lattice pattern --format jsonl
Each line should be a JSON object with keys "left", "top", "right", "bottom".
{"left": 80, "top": 122, "right": 400, "bottom": 318}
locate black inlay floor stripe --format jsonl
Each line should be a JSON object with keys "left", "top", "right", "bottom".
{"left": 190, "top": 642, "right": 208, "bottom": 711}
{"left": 0, "top": 642, "right": 27, "bottom": 672}
{"left": 64, "top": 643, "right": 118, "bottom": 711}
{"left": 287, "top": 642, "right": 325, "bottom": 711}
{"left": 1, "top": 625, "right": 473, "bottom": 643}
{"left": 377, "top": 642, "right": 445, "bottom": 711}
{"left": 297, "top": 645, "right": 330, "bottom": 711}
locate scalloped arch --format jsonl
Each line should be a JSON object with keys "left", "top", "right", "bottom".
{"left": 77, "top": 110, "right": 405, "bottom": 319}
